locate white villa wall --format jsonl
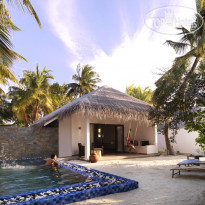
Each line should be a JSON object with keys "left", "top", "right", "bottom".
{"left": 71, "top": 113, "right": 86, "bottom": 155}
{"left": 62, "top": 113, "right": 157, "bottom": 155}
{"left": 88, "top": 116, "right": 156, "bottom": 147}
{"left": 59, "top": 116, "right": 72, "bottom": 157}
{"left": 158, "top": 128, "right": 202, "bottom": 154}
{"left": 58, "top": 111, "right": 158, "bottom": 157}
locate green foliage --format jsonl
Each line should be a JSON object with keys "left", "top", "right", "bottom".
{"left": 125, "top": 84, "right": 152, "bottom": 104}
{"left": 176, "top": 151, "right": 181, "bottom": 155}
{"left": 0, "top": 98, "right": 13, "bottom": 124}
{"left": 50, "top": 82, "right": 72, "bottom": 109}
{"left": 185, "top": 109, "right": 205, "bottom": 151}
{"left": 0, "top": 0, "right": 41, "bottom": 91}
{"left": 67, "top": 64, "right": 101, "bottom": 98}
{"left": 6, "top": 0, "right": 41, "bottom": 28}
{"left": 149, "top": 0, "right": 205, "bottom": 154}
{"left": 8, "top": 65, "right": 56, "bottom": 125}
{"left": 150, "top": 0, "right": 205, "bottom": 129}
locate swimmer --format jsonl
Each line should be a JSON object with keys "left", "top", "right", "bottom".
{"left": 45, "top": 154, "right": 60, "bottom": 166}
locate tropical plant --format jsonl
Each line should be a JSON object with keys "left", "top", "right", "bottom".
{"left": 0, "top": 87, "right": 6, "bottom": 104}
{"left": 50, "top": 82, "right": 72, "bottom": 109}
{"left": 185, "top": 108, "right": 205, "bottom": 151}
{"left": 149, "top": 0, "right": 205, "bottom": 155}
{"left": 0, "top": 0, "right": 41, "bottom": 90}
{"left": 158, "top": 0, "right": 205, "bottom": 103}
{"left": 0, "top": 99, "right": 13, "bottom": 124}
{"left": 2, "top": 1, "right": 41, "bottom": 28}
{"left": 126, "top": 84, "right": 152, "bottom": 104}
{"left": 66, "top": 64, "right": 101, "bottom": 98}
{"left": 8, "top": 65, "right": 55, "bottom": 125}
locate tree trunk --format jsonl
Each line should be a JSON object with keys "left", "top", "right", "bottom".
{"left": 177, "top": 57, "right": 200, "bottom": 95}
{"left": 164, "top": 122, "right": 175, "bottom": 155}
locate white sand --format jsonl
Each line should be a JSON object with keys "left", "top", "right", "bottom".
{"left": 69, "top": 155, "right": 205, "bottom": 205}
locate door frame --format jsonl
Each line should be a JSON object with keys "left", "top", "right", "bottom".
{"left": 92, "top": 123, "right": 124, "bottom": 153}
{"left": 115, "top": 125, "right": 124, "bottom": 153}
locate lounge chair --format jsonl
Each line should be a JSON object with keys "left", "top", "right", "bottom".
{"left": 170, "top": 159, "right": 205, "bottom": 178}
{"left": 187, "top": 153, "right": 205, "bottom": 160}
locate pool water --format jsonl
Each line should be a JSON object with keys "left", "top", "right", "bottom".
{"left": 0, "top": 159, "right": 89, "bottom": 196}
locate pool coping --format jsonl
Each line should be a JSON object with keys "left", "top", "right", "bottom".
{"left": 0, "top": 159, "right": 139, "bottom": 204}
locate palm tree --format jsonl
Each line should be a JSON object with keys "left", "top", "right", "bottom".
{"left": 8, "top": 65, "right": 55, "bottom": 125}
{"left": 0, "top": 64, "right": 21, "bottom": 86}
{"left": 0, "top": 98, "right": 13, "bottom": 124}
{"left": 6, "top": 0, "right": 41, "bottom": 28}
{"left": 50, "top": 82, "right": 72, "bottom": 109}
{"left": 67, "top": 64, "right": 101, "bottom": 98}
{"left": 150, "top": 0, "right": 205, "bottom": 155}
{"left": 0, "top": 0, "right": 41, "bottom": 89}
{"left": 0, "top": 87, "right": 6, "bottom": 105}
{"left": 157, "top": 0, "right": 205, "bottom": 101}
{"left": 126, "top": 84, "right": 152, "bottom": 104}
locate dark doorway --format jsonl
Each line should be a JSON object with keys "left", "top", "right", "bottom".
{"left": 93, "top": 124, "right": 124, "bottom": 154}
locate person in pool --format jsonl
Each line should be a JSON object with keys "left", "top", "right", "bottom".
{"left": 126, "top": 129, "right": 137, "bottom": 154}
{"left": 45, "top": 154, "right": 60, "bottom": 166}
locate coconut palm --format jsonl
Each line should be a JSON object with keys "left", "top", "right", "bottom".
{"left": 67, "top": 64, "right": 101, "bottom": 98}
{"left": 0, "top": 0, "right": 41, "bottom": 65}
{"left": 150, "top": 0, "right": 205, "bottom": 155}
{"left": 157, "top": 0, "right": 205, "bottom": 100}
{"left": 126, "top": 84, "right": 152, "bottom": 104}
{"left": 0, "top": 0, "right": 41, "bottom": 89}
{"left": 50, "top": 82, "right": 72, "bottom": 109}
{"left": 5, "top": 0, "right": 41, "bottom": 28}
{"left": 0, "top": 87, "right": 6, "bottom": 105}
{"left": 153, "top": 1, "right": 205, "bottom": 111}
{"left": 8, "top": 65, "right": 55, "bottom": 125}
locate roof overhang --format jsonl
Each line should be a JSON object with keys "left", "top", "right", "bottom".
{"left": 44, "top": 116, "right": 58, "bottom": 127}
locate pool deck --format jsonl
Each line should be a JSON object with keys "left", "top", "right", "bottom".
{"left": 61, "top": 153, "right": 159, "bottom": 162}
{"left": 98, "top": 153, "right": 159, "bottom": 161}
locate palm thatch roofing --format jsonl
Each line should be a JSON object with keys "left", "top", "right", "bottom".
{"left": 32, "top": 85, "right": 152, "bottom": 127}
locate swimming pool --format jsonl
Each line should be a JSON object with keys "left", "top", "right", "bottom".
{"left": 0, "top": 159, "right": 138, "bottom": 204}
{"left": 0, "top": 159, "right": 89, "bottom": 196}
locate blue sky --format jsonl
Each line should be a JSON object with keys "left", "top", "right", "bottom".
{"left": 8, "top": 0, "right": 196, "bottom": 91}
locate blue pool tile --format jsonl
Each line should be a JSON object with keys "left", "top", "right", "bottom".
{"left": 0, "top": 160, "right": 138, "bottom": 205}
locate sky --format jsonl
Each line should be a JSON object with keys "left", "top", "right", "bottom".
{"left": 8, "top": 0, "right": 197, "bottom": 92}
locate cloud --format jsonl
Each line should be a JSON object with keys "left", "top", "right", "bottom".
{"left": 42, "top": 0, "right": 196, "bottom": 92}
{"left": 89, "top": 27, "right": 177, "bottom": 91}
{"left": 43, "top": 0, "right": 100, "bottom": 62}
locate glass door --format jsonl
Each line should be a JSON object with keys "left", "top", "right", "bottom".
{"left": 116, "top": 125, "right": 124, "bottom": 152}
{"left": 94, "top": 124, "right": 103, "bottom": 148}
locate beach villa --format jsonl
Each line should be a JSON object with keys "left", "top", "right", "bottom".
{"left": 32, "top": 86, "right": 158, "bottom": 160}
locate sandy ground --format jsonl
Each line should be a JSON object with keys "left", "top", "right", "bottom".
{"left": 69, "top": 155, "right": 205, "bottom": 205}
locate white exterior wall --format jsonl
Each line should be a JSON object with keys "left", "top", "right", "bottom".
{"left": 71, "top": 113, "right": 86, "bottom": 155}
{"left": 125, "top": 121, "right": 156, "bottom": 145}
{"left": 88, "top": 116, "right": 156, "bottom": 147}
{"left": 72, "top": 112, "right": 157, "bottom": 155}
{"left": 158, "top": 128, "right": 202, "bottom": 154}
{"left": 58, "top": 116, "right": 72, "bottom": 157}
{"left": 59, "top": 112, "right": 158, "bottom": 157}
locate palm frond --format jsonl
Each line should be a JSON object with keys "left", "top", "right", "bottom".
{"left": 0, "top": 64, "right": 19, "bottom": 85}
{"left": 165, "top": 40, "right": 190, "bottom": 54}
{"left": 7, "top": 0, "right": 41, "bottom": 28}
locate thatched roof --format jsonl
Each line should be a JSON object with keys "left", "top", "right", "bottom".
{"left": 32, "top": 85, "right": 152, "bottom": 127}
